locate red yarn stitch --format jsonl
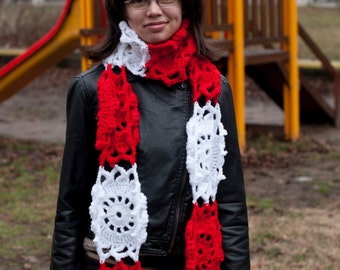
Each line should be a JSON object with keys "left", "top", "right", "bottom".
{"left": 188, "top": 56, "right": 221, "bottom": 104}
{"left": 146, "top": 19, "right": 221, "bottom": 103}
{"left": 96, "top": 65, "right": 140, "bottom": 167}
{"left": 146, "top": 20, "right": 195, "bottom": 87}
{"left": 99, "top": 261, "right": 142, "bottom": 270}
{"left": 185, "top": 201, "right": 224, "bottom": 270}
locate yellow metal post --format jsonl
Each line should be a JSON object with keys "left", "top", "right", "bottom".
{"left": 283, "top": 0, "right": 300, "bottom": 140}
{"left": 227, "top": 0, "right": 246, "bottom": 152}
{"left": 80, "top": 0, "right": 96, "bottom": 71}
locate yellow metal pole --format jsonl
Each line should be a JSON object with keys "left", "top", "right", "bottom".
{"left": 80, "top": 0, "right": 87, "bottom": 71}
{"left": 227, "top": 0, "right": 246, "bottom": 152}
{"left": 283, "top": 0, "right": 300, "bottom": 140}
{"left": 227, "top": 0, "right": 235, "bottom": 90}
{"left": 80, "top": 0, "right": 95, "bottom": 71}
{"left": 289, "top": 0, "right": 300, "bottom": 140}
{"left": 283, "top": 1, "right": 292, "bottom": 138}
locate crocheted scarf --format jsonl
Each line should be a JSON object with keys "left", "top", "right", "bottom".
{"left": 89, "top": 19, "right": 227, "bottom": 270}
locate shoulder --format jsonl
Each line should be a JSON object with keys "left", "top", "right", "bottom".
{"left": 218, "top": 74, "right": 232, "bottom": 103}
{"left": 75, "top": 64, "right": 105, "bottom": 91}
{"left": 66, "top": 64, "right": 104, "bottom": 110}
{"left": 69, "top": 64, "right": 104, "bottom": 97}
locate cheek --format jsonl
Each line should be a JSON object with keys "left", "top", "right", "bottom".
{"left": 173, "top": 17, "right": 183, "bottom": 33}
{"left": 126, "top": 17, "right": 141, "bottom": 34}
{"left": 126, "top": 10, "right": 140, "bottom": 26}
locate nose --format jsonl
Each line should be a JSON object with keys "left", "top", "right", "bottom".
{"left": 146, "top": 0, "right": 163, "bottom": 16}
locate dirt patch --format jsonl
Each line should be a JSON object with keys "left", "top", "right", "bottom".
{"left": 0, "top": 66, "right": 79, "bottom": 143}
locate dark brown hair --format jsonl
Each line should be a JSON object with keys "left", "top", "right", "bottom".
{"left": 85, "top": 0, "right": 218, "bottom": 62}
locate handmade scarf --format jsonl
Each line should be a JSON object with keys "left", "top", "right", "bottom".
{"left": 89, "top": 19, "right": 228, "bottom": 270}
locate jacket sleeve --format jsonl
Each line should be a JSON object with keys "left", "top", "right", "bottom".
{"left": 217, "top": 76, "right": 250, "bottom": 270}
{"left": 50, "top": 75, "right": 99, "bottom": 270}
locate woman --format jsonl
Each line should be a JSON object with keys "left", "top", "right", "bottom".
{"left": 50, "top": 0, "right": 250, "bottom": 269}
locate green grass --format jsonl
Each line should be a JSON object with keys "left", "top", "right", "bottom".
{"left": 253, "top": 231, "right": 276, "bottom": 245}
{"left": 266, "top": 247, "right": 281, "bottom": 258}
{"left": 0, "top": 136, "right": 62, "bottom": 265}
{"left": 310, "top": 180, "right": 333, "bottom": 195}
{"left": 298, "top": 7, "right": 340, "bottom": 60}
{"left": 293, "top": 254, "right": 306, "bottom": 263}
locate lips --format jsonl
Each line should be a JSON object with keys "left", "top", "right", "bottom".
{"left": 144, "top": 21, "right": 167, "bottom": 31}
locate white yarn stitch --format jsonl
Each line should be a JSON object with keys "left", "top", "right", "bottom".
{"left": 90, "top": 164, "right": 148, "bottom": 263}
{"left": 186, "top": 101, "right": 228, "bottom": 203}
{"left": 103, "top": 21, "right": 150, "bottom": 77}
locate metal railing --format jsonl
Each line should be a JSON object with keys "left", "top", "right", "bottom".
{"left": 203, "top": 0, "right": 288, "bottom": 48}
{"left": 244, "top": 0, "right": 287, "bottom": 46}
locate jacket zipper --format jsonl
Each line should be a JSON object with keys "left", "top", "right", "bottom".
{"left": 168, "top": 84, "right": 191, "bottom": 254}
{"left": 168, "top": 170, "right": 188, "bottom": 254}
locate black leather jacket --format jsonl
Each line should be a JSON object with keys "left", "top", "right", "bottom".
{"left": 50, "top": 64, "right": 250, "bottom": 270}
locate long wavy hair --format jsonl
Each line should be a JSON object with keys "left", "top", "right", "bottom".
{"left": 84, "top": 0, "right": 218, "bottom": 62}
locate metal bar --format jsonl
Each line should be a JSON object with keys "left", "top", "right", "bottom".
{"left": 245, "top": 36, "right": 288, "bottom": 45}
{"left": 204, "top": 24, "right": 233, "bottom": 32}
{"left": 80, "top": 0, "right": 96, "bottom": 71}
{"left": 283, "top": 0, "right": 300, "bottom": 141}
{"left": 228, "top": 0, "right": 246, "bottom": 152}
{"left": 298, "top": 23, "right": 337, "bottom": 77}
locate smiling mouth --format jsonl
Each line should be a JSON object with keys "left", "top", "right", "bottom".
{"left": 145, "top": 22, "right": 166, "bottom": 27}
{"left": 144, "top": 22, "right": 167, "bottom": 31}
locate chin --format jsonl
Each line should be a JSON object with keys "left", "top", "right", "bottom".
{"left": 147, "top": 34, "right": 173, "bottom": 44}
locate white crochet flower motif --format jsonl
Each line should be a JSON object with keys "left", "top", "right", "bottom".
{"left": 186, "top": 101, "right": 228, "bottom": 203}
{"left": 103, "top": 21, "right": 150, "bottom": 77}
{"left": 90, "top": 164, "right": 148, "bottom": 263}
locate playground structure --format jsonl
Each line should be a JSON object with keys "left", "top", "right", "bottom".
{"left": 0, "top": 0, "right": 339, "bottom": 151}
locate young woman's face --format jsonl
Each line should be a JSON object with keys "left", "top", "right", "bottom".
{"left": 125, "top": 0, "right": 183, "bottom": 44}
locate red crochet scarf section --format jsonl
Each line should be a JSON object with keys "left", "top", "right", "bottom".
{"left": 96, "top": 19, "right": 224, "bottom": 270}
{"left": 96, "top": 65, "right": 140, "bottom": 167}
{"left": 146, "top": 20, "right": 221, "bottom": 103}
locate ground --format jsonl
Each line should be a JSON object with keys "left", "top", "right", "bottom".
{"left": 0, "top": 66, "right": 339, "bottom": 269}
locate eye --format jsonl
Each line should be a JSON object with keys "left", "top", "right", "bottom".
{"left": 125, "top": 0, "right": 148, "bottom": 8}
{"left": 129, "top": 0, "right": 146, "bottom": 3}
